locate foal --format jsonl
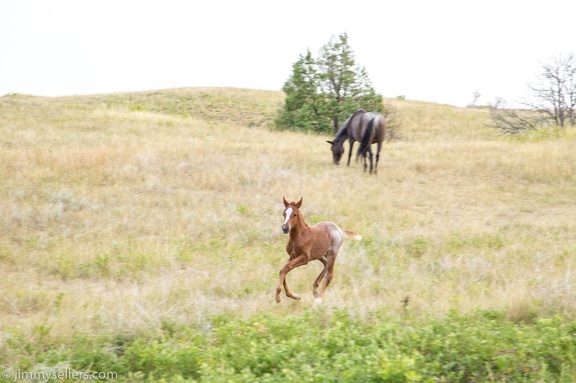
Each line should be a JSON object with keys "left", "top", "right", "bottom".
{"left": 276, "top": 197, "right": 361, "bottom": 303}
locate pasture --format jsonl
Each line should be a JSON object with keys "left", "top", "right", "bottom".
{"left": 1, "top": 88, "right": 576, "bottom": 381}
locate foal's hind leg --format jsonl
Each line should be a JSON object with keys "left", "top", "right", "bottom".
{"left": 312, "top": 257, "right": 328, "bottom": 298}
{"left": 316, "top": 253, "right": 337, "bottom": 303}
{"left": 275, "top": 254, "right": 307, "bottom": 303}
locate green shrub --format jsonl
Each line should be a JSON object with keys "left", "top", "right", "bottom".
{"left": 2, "top": 309, "right": 575, "bottom": 382}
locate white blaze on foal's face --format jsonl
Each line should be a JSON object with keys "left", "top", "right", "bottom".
{"left": 283, "top": 207, "right": 293, "bottom": 226}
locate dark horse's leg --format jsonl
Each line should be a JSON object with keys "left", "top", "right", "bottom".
{"left": 346, "top": 138, "right": 355, "bottom": 166}
{"left": 368, "top": 148, "right": 374, "bottom": 174}
{"left": 374, "top": 141, "right": 382, "bottom": 174}
{"left": 364, "top": 147, "right": 373, "bottom": 173}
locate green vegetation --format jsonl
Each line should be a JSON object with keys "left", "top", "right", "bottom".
{"left": 3, "top": 310, "right": 576, "bottom": 382}
{"left": 1, "top": 88, "right": 576, "bottom": 381}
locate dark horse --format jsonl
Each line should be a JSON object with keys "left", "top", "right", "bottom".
{"left": 327, "top": 109, "right": 386, "bottom": 174}
{"left": 277, "top": 197, "right": 361, "bottom": 304}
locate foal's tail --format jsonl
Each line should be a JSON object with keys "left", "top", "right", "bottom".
{"left": 343, "top": 229, "right": 362, "bottom": 240}
{"left": 356, "top": 117, "right": 375, "bottom": 160}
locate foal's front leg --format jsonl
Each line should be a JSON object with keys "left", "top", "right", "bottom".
{"left": 275, "top": 254, "right": 307, "bottom": 303}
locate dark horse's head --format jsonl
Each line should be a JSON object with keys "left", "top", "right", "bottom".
{"left": 326, "top": 140, "right": 344, "bottom": 165}
{"left": 326, "top": 109, "right": 365, "bottom": 166}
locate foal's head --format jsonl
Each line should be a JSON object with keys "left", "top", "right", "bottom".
{"left": 326, "top": 140, "right": 344, "bottom": 165}
{"left": 282, "top": 196, "right": 303, "bottom": 234}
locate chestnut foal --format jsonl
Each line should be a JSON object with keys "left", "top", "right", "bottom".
{"left": 276, "top": 197, "right": 361, "bottom": 304}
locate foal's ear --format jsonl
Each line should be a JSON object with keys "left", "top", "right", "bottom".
{"left": 296, "top": 197, "right": 303, "bottom": 208}
{"left": 283, "top": 196, "right": 289, "bottom": 207}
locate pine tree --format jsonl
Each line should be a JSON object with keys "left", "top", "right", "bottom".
{"left": 276, "top": 33, "right": 384, "bottom": 134}
{"left": 275, "top": 50, "right": 331, "bottom": 133}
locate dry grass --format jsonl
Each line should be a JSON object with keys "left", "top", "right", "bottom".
{"left": 1, "top": 89, "right": 576, "bottom": 347}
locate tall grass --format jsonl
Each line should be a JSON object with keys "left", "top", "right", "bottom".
{"left": 1, "top": 89, "right": 576, "bottom": 353}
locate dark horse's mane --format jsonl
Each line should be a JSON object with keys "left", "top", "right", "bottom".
{"left": 334, "top": 109, "right": 366, "bottom": 142}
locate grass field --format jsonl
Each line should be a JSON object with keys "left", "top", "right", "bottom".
{"left": 1, "top": 88, "right": 576, "bottom": 381}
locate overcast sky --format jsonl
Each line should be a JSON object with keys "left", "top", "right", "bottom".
{"left": 1, "top": 0, "right": 574, "bottom": 107}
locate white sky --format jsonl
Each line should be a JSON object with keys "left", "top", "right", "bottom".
{"left": 1, "top": 0, "right": 574, "bottom": 107}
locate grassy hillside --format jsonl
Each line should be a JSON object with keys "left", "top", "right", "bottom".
{"left": 1, "top": 88, "right": 576, "bottom": 381}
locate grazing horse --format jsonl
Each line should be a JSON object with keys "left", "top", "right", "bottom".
{"left": 276, "top": 197, "right": 361, "bottom": 304}
{"left": 327, "top": 109, "right": 386, "bottom": 174}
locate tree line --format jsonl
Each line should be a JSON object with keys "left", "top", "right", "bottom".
{"left": 276, "top": 32, "right": 575, "bottom": 136}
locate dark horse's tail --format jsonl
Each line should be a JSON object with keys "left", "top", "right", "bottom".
{"left": 356, "top": 117, "right": 375, "bottom": 160}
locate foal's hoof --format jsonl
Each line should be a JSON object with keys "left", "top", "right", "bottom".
{"left": 275, "top": 296, "right": 281, "bottom": 303}
{"left": 314, "top": 298, "right": 322, "bottom": 305}
{"left": 290, "top": 293, "right": 301, "bottom": 301}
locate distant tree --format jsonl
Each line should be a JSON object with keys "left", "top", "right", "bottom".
{"left": 489, "top": 52, "right": 576, "bottom": 134}
{"left": 276, "top": 33, "right": 385, "bottom": 134}
{"left": 488, "top": 98, "right": 539, "bottom": 135}
{"left": 275, "top": 50, "right": 331, "bottom": 133}
{"left": 526, "top": 52, "right": 576, "bottom": 127}
{"left": 468, "top": 91, "right": 481, "bottom": 107}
